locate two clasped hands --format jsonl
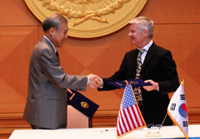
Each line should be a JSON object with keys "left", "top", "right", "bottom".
{"left": 87, "top": 74, "right": 103, "bottom": 89}
{"left": 87, "top": 74, "right": 159, "bottom": 91}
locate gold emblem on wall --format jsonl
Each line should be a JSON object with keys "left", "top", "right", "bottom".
{"left": 24, "top": 0, "right": 147, "bottom": 38}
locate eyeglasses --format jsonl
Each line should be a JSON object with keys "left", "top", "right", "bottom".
{"left": 145, "top": 124, "right": 162, "bottom": 137}
{"left": 147, "top": 124, "right": 162, "bottom": 133}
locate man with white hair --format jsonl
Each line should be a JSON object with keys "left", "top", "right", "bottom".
{"left": 98, "top": 16, "right": 179, "bottom": 126}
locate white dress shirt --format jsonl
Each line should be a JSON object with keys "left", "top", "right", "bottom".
{"left": 138, "top": 40, "right": 153, "bottom": 64}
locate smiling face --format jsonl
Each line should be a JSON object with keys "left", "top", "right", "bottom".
{"left": 50, "top": 23, "right": 68, "bottom": 48}
{"left": 128, "top": 24, "right": 148, "bottom": 48}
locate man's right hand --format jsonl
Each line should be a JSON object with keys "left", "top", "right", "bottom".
{"left": 87, "top": 74, "right": 103, "bottom": 89}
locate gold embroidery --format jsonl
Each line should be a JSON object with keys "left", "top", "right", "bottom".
{"left": 81, "top": 101, "right": 89, "bottom": 108}
{"left": 116, "top": 82, "right": 123, "bottom": 86}
{"left": 69, "top": 93, "right": 75, "bottom": 100}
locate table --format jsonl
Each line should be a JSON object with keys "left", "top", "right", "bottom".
{"left": 9, "top": 125, "right": 200, "bottom": 139}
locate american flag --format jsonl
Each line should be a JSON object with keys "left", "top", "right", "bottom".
{"left": 117, "top": 84, "right": 146, "bottom": 137}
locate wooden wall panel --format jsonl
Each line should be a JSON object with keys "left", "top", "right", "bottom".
{"left": 0, "top": 1, "right": 200, "bottom": 138}
{"left": 0, "top": 0, "right": 39, "bottom": 26}
{"left": 153, "top": 24, "right": 200, "bottom": 107}
{"left": 139, "top": 0, "right": 200, "bottom": 23}
{"left": 0, "top": 26, "right": 39, "bottom": 112}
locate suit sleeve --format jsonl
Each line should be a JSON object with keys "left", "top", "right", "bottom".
{"left": 158, "top": 50, "right": 179, "bottom": 94}
{"left": 40, "top": 48, "right": 88, "bottom": 91}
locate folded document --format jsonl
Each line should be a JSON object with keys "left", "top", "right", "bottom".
{"left": 108, "top": 79, "right": 152, "bottom": 89}
{"left": 67, "top": 89, "right": 99, "bottom": 119}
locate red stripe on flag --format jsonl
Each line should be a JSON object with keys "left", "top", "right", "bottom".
{"left": 117, "top": 127, "right": 120, "bottom": 136}
{"left": 124, "top": 109, "right": 132, "bottom": 131}
{"left": 131, "top": 105, "right": 140, "bottom": 127}
{"left": 129, "top": 106, "right": 137, "bottom": 128}
{"left": 117, "top": 84, "right": 146, "bottom": 137}
{"left": 127, "top": 107, "right": 135, "bottom": 129}
{"left": 121, "top": 109, "right": 128, "bottom": 133}
{"left": 118, "top": 110, "right": 124, "bottom": 135}
{"left": 135, "top": 105, "right": 145, "bottom": 126}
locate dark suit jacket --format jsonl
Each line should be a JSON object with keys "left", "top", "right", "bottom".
{"left": 99, "top": 42, "right": 179, "bottom": 125}
{"left": 23, "top": 37, "right": 88, "bottom": 129}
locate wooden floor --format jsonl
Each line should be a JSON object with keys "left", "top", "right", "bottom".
{"left": 0, "top": 113, "right": 31, "bottom": 139}
{"left": 1, "top": 108, "right": 200, "bottom": 139}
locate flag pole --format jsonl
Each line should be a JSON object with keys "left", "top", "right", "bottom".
{"left": 157, "top": 113, "right": 168, "bottom": 132}
{"left": 166, "top": 79, "right": 188, "bottom": 139}
{"left": 124, "top": 80, "right": 128, "bottom": 85}
{"left": 158, "top": 79, "right": 184, "bottom": 132}
{"left": 181, "top": 80, "right": 184, "bottom": 85}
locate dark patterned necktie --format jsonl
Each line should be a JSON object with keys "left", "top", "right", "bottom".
{"left": 134, "top": 49, "right": 145, "bottom": 102}
{"left": 56, "top": 51, "right": 59, "bottom": 60}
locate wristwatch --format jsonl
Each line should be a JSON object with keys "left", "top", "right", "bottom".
{"left": 156, "top": 86, "right": 159, "bottom": 91}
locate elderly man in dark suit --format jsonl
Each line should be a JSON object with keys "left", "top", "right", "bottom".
{"left": 23, "top": 14, "right": 100, "bottom": 129}
{"left": 97, "top": 16, "right": 179, "bottom": 126}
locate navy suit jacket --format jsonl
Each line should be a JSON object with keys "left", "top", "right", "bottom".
{"left": 99, "top": 42, "right": 179, "bottom": 125}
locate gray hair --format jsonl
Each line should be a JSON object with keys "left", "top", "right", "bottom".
{"left": 42, "top": 14, "right": 68, "bottom": 32}
{"left": 129, "top": 16, "right": 154, "bottom": 39}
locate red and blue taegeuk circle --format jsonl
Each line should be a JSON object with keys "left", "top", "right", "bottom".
{"left": 178, "top": 103, "right": 188, "bottom": 118}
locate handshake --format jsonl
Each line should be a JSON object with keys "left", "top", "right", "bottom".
{"left": 87, "top": 74, "right": 103, "bottom": 89}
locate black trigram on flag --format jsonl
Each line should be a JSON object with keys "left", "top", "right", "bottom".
{"left": 183, "top": 121, "right": 188, "bottom": 127}
{"left": 170, "top": 103, "right": 176, "bottom": 111}
{"left": 180, "top": 94, "right": 185, "bottom": 100}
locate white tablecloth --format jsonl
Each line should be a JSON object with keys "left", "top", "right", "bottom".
{"left": 9, "top": 124, "right": 200, "bottom": 139}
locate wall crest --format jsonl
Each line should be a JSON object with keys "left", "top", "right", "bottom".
{"left": 24, "top": 0, "right": 147, "bottom": 38}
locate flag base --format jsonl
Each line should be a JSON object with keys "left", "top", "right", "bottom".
{"left": 145, "top": 132, "right": 162, "bottom": 137}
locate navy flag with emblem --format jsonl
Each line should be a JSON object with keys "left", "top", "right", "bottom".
{"left": 67, "top": 89, "right": 99, "bottom": 119}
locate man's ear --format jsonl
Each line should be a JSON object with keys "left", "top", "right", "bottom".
{"left": 49, "top": 27, "right": 55, "bottom": 36}
{"left": 143, "top": 29, "right": 149, "bottom": 37}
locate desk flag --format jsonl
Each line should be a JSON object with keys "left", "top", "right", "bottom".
{"left": 117, "top": 84, "right": 146, "bottom": 137}
{"left": 167, "top": 80, "right": 188, "bottom": 139}
{"left": 67, "top": 89, "right": 99, "bottom": 119}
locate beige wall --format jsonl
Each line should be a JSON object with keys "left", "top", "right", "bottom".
{"left": 0, "top": 0, "right": 200, "bottom": 135}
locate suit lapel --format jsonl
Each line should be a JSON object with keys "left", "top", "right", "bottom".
{"left": 40, "top": 37, "right": 54, "bottom": 51}
{"left": 131, "top": 50, "right": 138, "bottom": 78}
{"left": 40, "top": 37, "right": 60, "bottom": 61}
{"left": 142, "top": 43, "right": 156, "bottom": 69}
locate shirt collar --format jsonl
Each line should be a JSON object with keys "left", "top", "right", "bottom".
{"left": 43, "top": 35, "right": 57, "bottom": 53}
{"left": 138, "top": 40, "right": 153, "bottom": 52}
